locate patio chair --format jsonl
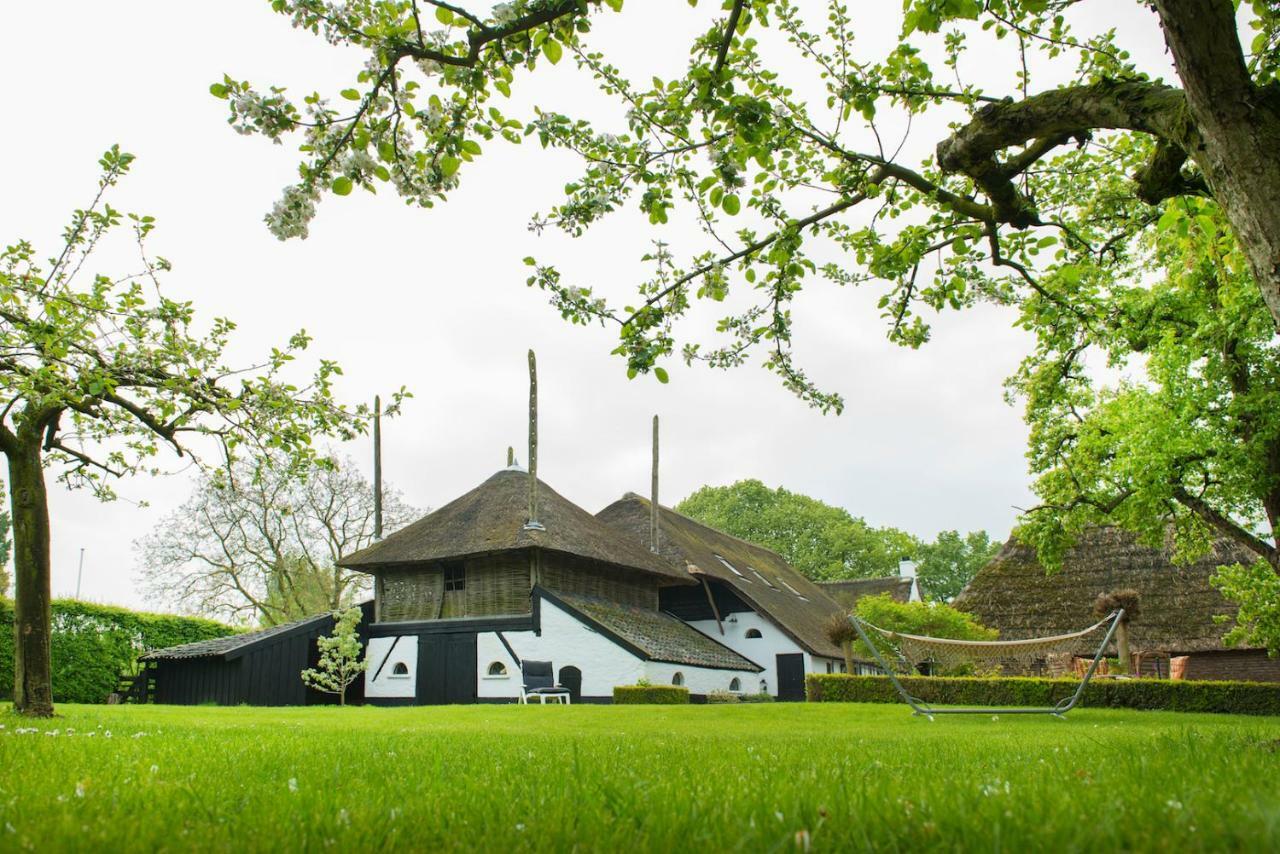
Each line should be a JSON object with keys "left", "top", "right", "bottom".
{"left": 519, "top": 660, "right": 572, "bottom": 705}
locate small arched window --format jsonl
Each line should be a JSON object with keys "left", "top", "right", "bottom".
{"left": 745, "top": 628, "right": 763, "bottom": 639}
{"left": 672, "top": 672, "right": 685, "bottom": 687}
{"left": 729, "top": 677, "right": 741, "bottom": 692}
{"left": 487, "top": 661, "right": 508, "bottom": 677}
{"left": 390, "top": 662, "right": 409, "bottom": 677}
{"left": 759, "top": 679, "right": 768, "bottom": 694}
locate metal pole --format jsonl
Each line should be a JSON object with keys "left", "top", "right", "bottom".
{"left": 75, "top": 548, "right": 85, "bottom": 600}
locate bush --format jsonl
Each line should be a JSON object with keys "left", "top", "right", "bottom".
{"left": 613, "top": 684, "right": 690, "bottom": 704}
{"left": 0, "top": 598, "right": 235, "bottom": 704}
{"left": 805, "top": 673, "right": 1280, "bottom": 716}
{"left": 739, "top": 692, "right": 775, "bottom": 703}
{"left": 706, "top": 689, "right": 740, "bottom": 704}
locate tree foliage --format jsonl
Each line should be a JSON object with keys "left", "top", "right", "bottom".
{"left": 676, "top": 479, "right": 918, "bottom": 580}
{"left": 300, "top": 605, "right": 367, "bottom": 705}
{"left": 138, "top": 453, "right": 418, "bottom": 627}
{"left": 218, "top": 0, "right": 1280, "bottom": 413}
{"left": 1, "top": 149, "right": 400, "bottom": 715}
{"left": 915, "top": 529, "right": 1000, "bottom": 601}
{"left": 852, "top": 592, "right": 996, "bottom": 676}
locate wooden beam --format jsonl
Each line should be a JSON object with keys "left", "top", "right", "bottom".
{"left": 373, "top": 395, "right": 383, "bottom": 541}
{"left": 651, "top": 414, "right": 660, "bottom": 552}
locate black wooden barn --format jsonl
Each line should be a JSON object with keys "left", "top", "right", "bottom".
{"left": 138, "top": 602, "right": 374, "bottom": 705}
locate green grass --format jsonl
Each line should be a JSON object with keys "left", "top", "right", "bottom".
{"left": 2, "top": 704, "right": 1278, "bottom": 852}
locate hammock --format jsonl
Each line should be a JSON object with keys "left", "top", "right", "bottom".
{"left": 850, "top": 609, "right": 1125, "bottom": 719}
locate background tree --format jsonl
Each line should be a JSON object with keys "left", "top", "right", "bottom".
{"left": 676, "top": 479, "right": 919, "bottom": 580}
{"left": 0, "top": 149, "right": 399, "bottom": 716}
{"left": 1014, "top": 201, "right": 1280, "bottom": 649}
{"left": 915, "top": 529, "right": 1001, "bottom": 602}
{"left": 218, "top": 1, "right": 1280, "bottom": 412}
{"left": 0, "top": 480, "right": 11, "bottom": 597}
{"left": 300, "top": 605, "right": 367, "bottom": 705}
{"left": 853, "top": 592, "right": 997, "bottom": 676}
{"left": 138, "top": 454, "right": 418, "bottom": 626}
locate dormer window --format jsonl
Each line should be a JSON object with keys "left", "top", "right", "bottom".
{"left": 714, "top": 554, "right": 747, "bottom": 580}
{"left": 443, "top": 563, "right": 466, "bottom": 592}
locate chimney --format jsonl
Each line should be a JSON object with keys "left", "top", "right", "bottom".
{"left": 650, "top": 414, "right": 660, "bottom": 552}
{"left": 523, "top": 349, "right": 544, "bottom": 531}
{"left": 899, "top": 556, "right": 921, "bottom": 602}
{"left": 373, "top": 394, "right": 383, "bottom": 541}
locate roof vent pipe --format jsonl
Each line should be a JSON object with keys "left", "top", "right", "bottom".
{"left": 650, "top": 414, "right": 660, "bottom": 552}
{"left": 524, "top": 349, "right": 544, "bottom": 531}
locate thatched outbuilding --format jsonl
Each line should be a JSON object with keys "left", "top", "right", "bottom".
{"left": 953, "top": 527, "right": 1280, "bottom": 682}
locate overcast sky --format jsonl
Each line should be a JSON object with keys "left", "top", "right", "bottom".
{"left": 1, "top": 1, "right": 1179, "bottom": 609}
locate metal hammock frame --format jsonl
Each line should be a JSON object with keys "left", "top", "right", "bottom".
{"left": 850, "top": 609, "right": 1125, "bottom": 719}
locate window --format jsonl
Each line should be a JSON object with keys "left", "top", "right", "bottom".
{"left": 748, "top": 568, "right": 776, "bottom": 589}
{"left": 443, "top": 562, "right": 466, "bottom": 592}
{"left": 745, "top": 628, "right": 763, "bottom": 639}
{"left": 759, "top": 680, "right": 768, "bottom": 694}
{"left": 779, "top": 579, "right": 808, "bottom": 601}
{"left": 486, "top": 661, "right": 508, "bottom": 678}
{"left": 672, "top": 672, "right": 685, "bottom": 687}
{"left": 729, "top": 678, "right": 741, "bottom": 692}
{"left": 713, "top": 554, "right": 747, "bottom": 579}
{"left": 390, "top": 662, "right": 409, "bottom": 678}
{"left": 825, "top": 661, "right": 833, "bottom": 674}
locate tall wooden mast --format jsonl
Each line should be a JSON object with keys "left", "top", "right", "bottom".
{"left": 373, "top": 394, "right": 383, "bottom": 541}
{"left": 650, "top": 414, "right": 660, "bottom": 552}
{"left": 524, "top": 350, "right": 544, "bottom": 530}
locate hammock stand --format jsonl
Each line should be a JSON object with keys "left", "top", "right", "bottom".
{"left": 850, "top": 609, "right": 1125, "bottom": 720}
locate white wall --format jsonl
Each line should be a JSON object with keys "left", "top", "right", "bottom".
{"left": 364, "top": 635, "right": 418, "bottom": 699}
{"left": 685, "top": 610, "right": 814, "bottom": 696}
{"left": 644, "top": 661, "right": 763, "bottom": 695}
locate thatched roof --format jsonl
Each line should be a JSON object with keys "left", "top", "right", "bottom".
{"left": 340, "top": 469, "right": 690, "bottom": 584}
{"left": 952, "top": 526, "right": 1259, "bottom": 654}
{"left": 542, "top": 589, "right": 762, "bottom": 672}
{"left": 819, "top": 577, "right": 914, "bottom": 611}
{"left": 596, "top": 494, "right": 844, "bottom": 658}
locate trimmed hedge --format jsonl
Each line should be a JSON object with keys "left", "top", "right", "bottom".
{"left": 805, "top": 674, "right": 1280, "bottom": 715}
{"left": 613, "top": 685, "right": 690, "bottom": 704}
{"left": 1, "top": 598, "right": 236, "bottom": 704}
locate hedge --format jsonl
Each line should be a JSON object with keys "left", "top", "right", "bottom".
{"left": 613, "top": 685, "right": 690, "bottom": 704}
{"left": 1, "top": 598, "right": 236, "bottom": 704}
{"left": 805, "top": 674, "right": 1280, "bottom": 715}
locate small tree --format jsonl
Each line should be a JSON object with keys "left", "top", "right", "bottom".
{"left": 824, "top": 612, "right": 857, "bottom": 676}
{"left": 1094, "top": 590, "right": 1141, "bottom": 674}
{"left": 301, "top": 606, "right": 367, "bottom": 705}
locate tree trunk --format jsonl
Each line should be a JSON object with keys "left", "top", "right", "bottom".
{"left": 1114, "top": 622, "right": 1131, "bottom": 676}
{"left": 8, "top": 442, "right": 53, "bottom": 716}
{"left": 1154, "top": 0, "right": 1280, "bottom": 330}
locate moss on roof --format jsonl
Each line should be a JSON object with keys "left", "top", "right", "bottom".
{"left": 596, "top": 494, "right": 845, "bottom": 658}
{"left": 340, "top": 469, "right": 690, "bottom": 583}
{"left": 819, "top": 577, "right": 914, "bottom": 611}
{"left": 953, "top": 526, "right": 1258, "bottom": 654}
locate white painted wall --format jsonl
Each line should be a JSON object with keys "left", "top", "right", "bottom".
{"left": 685, "top": 610, "right": 814, "bottom": 696}
{"left": 644, "top": 661, "right": 762, "bottom": 695}
{"left": 364, "top": 635, "right": 418, "bottom": 699}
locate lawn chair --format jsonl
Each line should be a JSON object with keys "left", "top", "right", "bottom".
{"left": 519, "top": 660, "right": 572, "bottom": 705}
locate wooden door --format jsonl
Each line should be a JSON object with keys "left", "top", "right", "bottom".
{"left": 776, "top": 653, "right": 806, "bottom": 702}
{"left": 417, "top": 634, "right": 478, "bottom": 705}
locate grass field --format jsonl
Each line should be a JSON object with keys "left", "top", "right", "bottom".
{"left": 1, "top": 703, "right": 1278, "bottom": 852}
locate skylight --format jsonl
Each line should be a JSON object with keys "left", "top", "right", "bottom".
{"left": 714, "top": 554, "right": 747, "bottom": 580}
{"left": 749, "top": 568, "right": 776, "bottom": 589}
{"left": 780, "top": 580, "right": 808, "bottom": 601}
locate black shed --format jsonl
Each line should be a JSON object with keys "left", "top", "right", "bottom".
{"left": 139, "top": 602, "right": 373, "bottom": 706}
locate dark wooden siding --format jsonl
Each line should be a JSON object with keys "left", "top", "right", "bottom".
{"left": 379, "top": 556, "right": 532, "bottom": 622}
{"left": 660, "top": 579, "right": 752, "bottom": 621}
{"left": 540, "top": 552, "right": 658, "bottom": 609}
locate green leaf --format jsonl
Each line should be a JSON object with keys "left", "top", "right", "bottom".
{"left": 435, "top": 7, "right": 454, "bottom": 24}
{"left": 440, "top": 156, "right": 462, "bottom": 177}
{"left": 722, "top": 194, "right": 741, "bottom": 216}
{"left": 332, "top": 176, "right": 353, "bottom": 196}
{"left": 654, "top": 367, "right": 669, "bottom": 384}
{"left": 340, "top": 89, "right": 361, "bottom": 101}
{"left": 543, "top": 39, "right": 563, "bottom": 65}
{"left": 460, "top": 140, "right": 482, "bottom": 156}
{"left": 209, "top": 83, "right": 229, "bottom": 99}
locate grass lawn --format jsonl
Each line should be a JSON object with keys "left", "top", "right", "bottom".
{"left": 1, "top": 703, "right": 1278, "bottom": 851}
